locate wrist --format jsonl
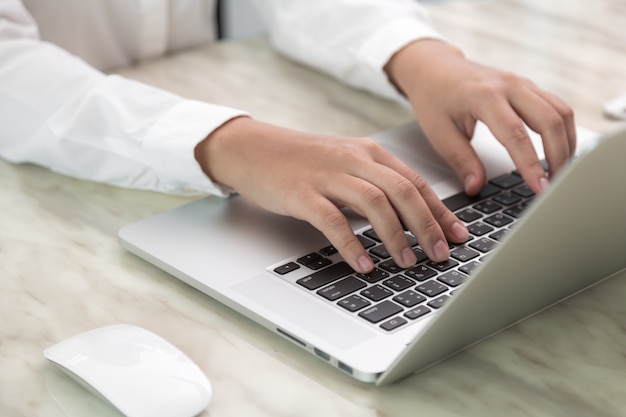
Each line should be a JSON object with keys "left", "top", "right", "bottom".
{"left": 194, "top": 115, "right": 255, "bottom": 189}
{"left": 384, "top": 39, "right": 464, "bottom": 99}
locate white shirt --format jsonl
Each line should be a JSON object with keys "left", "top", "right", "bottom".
{"left": 0, "top": 0, "right": 442, "bottom": 195}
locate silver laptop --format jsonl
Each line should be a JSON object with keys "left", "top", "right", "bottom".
{"left": 118, "top": 121, "right": 626, "bottom": 386}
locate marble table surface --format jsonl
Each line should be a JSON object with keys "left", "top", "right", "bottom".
{"left": 2, "top": 0, "right": 625, "bottom": 416}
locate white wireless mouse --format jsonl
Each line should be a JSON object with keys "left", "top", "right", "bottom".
{"left": 43, "top": 324, "right": 212, "bottom": 417}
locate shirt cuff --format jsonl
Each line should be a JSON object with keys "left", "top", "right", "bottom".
{"left": 142, "top": 99, "right": 248, "bottom": 196}
{"left": 357, "top": 16, "right": 446, "bottom": 103}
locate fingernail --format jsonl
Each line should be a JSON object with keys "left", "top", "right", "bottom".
{"left": 433, "top": 240, "right": 449, "bottom": 261}
{"left": 464, "top": 174, "right": 476, "bottom": 193}
{"left": 401, "top": 247, "right": 417, "bottom": 267}
{"left": 357, "top": 255, "right": 373, "bottom": 273}
{"left": 538, "top": 176, "right": 550, "bottom": 193}
{"left": 451, "top": 221, "right": 469, "bottom": 242}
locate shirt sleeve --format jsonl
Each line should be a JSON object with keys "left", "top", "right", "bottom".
{"left": 253, "top": 0, "right": 445, "bottom": 103}
{"left": 0, "top": 0, "right": 246, "bottom": 196}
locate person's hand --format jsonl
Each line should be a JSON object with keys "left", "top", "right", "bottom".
{"left": 195, "top": 117, "right": 469, "bottom": 273}
{"left": 385, "top": 39, "right": 577, "bottom": 196}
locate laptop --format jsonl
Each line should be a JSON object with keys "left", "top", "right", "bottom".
{"left": 118, "top": 121, "right": 626, "bottom": 386}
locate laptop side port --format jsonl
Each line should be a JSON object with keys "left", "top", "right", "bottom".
{"left": 313, "top": 347, "right": 330, "bottom": 361}
{"left": 276, "top": 328, "right": 306, "bottom": 347}
{"left": 337, "top": 361, "right": 353, "bottom": 375}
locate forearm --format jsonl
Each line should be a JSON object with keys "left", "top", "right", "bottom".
{"left": 0, "top": 38, "right": 246, "bottom": 195}
{"left": 254, "top": 0, "right": 444, "bottom": 102}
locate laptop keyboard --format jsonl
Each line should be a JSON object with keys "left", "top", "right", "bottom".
{"left": 270, "top": 169, "right": 537, "bottom": 332}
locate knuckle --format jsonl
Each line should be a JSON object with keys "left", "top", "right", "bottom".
{"left": 322, "top": 208, "right": 350, "bottom": 234}
{"left": 418, "top": 216, "right": 442, "bottom": 241}
{"left": 359, "top": 137, "right": 384, "bottom": 151}
{"left": 393, "top": 176, "right": 419, "bottom": 201}
{"left": 360, "top": 185, "right": 388, "bottom": 208}
{"left": 410, "top": 174, "right": 431, "bottom": 195}
{"left": 474, "top": 78, "right": 505, "bottom": 99}
{"left": 562, "top": 105, "right": 575, "bottom": 120}
{"left": 544, "top": 111, "right": 566, "bottom": 131}
{"left": 389, "top": 227, "right": 410, "bottom": 246}
{"left": 507, "top": 123, "right": 530, "bottom": 145}
{"left": 430, "top": 201, "right": 454, "bottom": 222}
{"left": 475, "top": 71, "right": 523, "bottom": 98}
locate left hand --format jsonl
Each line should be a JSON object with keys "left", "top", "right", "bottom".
{"left": 385, "top": 39, "right": 577, "bottom": 196}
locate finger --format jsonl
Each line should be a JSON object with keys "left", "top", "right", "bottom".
{"left": 529, "top": 88, "right": 577, "bottom": 176}
{"left": 372, "top": 149, "right": 470, "bottom": 245}
{"left": 422, "top": 115, "right": 488, "bottom": 196}
{"left": 302, "top": 192, "right": 375, "bottom": 274}
{"left": 333, "top": 150, "right": 462, "bottom": 263}
{"left": 475, "top": 94, "right": 549, "bottom": 194}
{"left": 324, "top": 173, "right": 419, "bottom": 268}
{"left": 504, "top": 87, "right": 572, "bottom": 185}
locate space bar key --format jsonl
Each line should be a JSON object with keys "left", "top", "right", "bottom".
{"left": 296, "top": 262, "right": 354, "bottom": 290}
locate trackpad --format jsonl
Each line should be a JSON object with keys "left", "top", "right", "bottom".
{"left": 231, "top": 274, "right": 375, "bottom": 350}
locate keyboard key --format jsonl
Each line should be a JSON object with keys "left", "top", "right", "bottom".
{"left": 427, "top": 259, "right": 459, "bottom": 272}
{"left": 370, "top": 244, "right": 390, "bottom": 259}
{"left": 362, "top": 228, "right": 381, "bottom": 242}
{"left": 305, "top": 257, "right": 333, "bottom": 270}
{"left": 380, "top": 316, "right": 408, "bottom": 331}
{"left": 473, "top": 200, "right": 502, "bottom": 214}
{"left": 356, "top": 268, "right": 389, "bottom": 283}
{"left": 297, "top": 252, "right": 323, "bottom": 266}
{"left": 383, "top": 275, "right": 415, "bottom": 291}
{"left": 469, "top": 238, "right": 498, "bottom": 253}
{"left": 404, "top": 265, "right": 437, "bottom": 281}
{"left": 360, "top": 284, "right": 393, "bottom": 301}
{"left": 274, "top": 262, "right": 300, "bottom": 275}
{"left": 489, "top": 173, "right": 524, "bottom": 189}
{"left": 442, "top": 184, "right": 500, "bottom": 211}
{"left": 489, "top": 229, "right": 510, "bottom": 241}
{"left": 416, "top": 280, "right": 448, "bottom": 297}
{"left": 404, "top": 305, "right": 431, "bottom": 320}
{"left": 484, "top": 213, "right": 514, "bottom": 228}
{"left": 379, "top": 259, "right": 404, "bottom": 274}
{"left": 459, "top": 261, "right": 481, "bottom": 275}
{"left": 412, "top": 248, "right": 429, "bottom": 263}
{"left": 338, "top": 294, "right": 371, "bottom": 312}
{"left": 357, "top": 235, "right": 376, "bottom": 249}
{"left": 393, "top": 290, "right": 426, "bottom": 307}
{"left": 358, "top": 300, "right": 403, "bottom": 323}
{"left": 317, "top": 276, "right": 366, "bottom": 301}
{"left": 504, "top": 204, "right": 526, "bottom": 218}
{"left": 319, "top": 245, "right": 338, "bottom": 256}
{"left": 450, "top": 246, "right": 480, "bottom": 262}
{"left": 456, "top": 208, "right": 482, "bottom": 223}
{"left": 493, "top": 191, "right": 522, "bottom": 206}
{"left": 428, "top": 295, "right": 451, "bottom": 309}
{"left": 297, "top": 262, "right": 353, "bottom": 290}
{"left": 437, "top": 270, "right": 467, "bottom": 287}
{"left": 468, "top": 222, "right": 494, "bottom": 236}
{"left": 513, "top": 184, "right": 534, "bottom": 198}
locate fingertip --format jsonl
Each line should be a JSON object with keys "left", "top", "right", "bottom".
{"left": 463, "top": 173, "right": 483, "bottom": 195}
{"left": 400, "top": 246, "right": 417, "bottom": 268}
{"left": 538, "top": 176, "right": 550, "bottom": 194}
{"left": 432, "top": 239, "right": 450, "bottom": 262}
{"left": 450, "top": 221, "right": 469, "bottom": 242}
{"left": 355, "top": 254, "right": 374, "bottom": 274}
